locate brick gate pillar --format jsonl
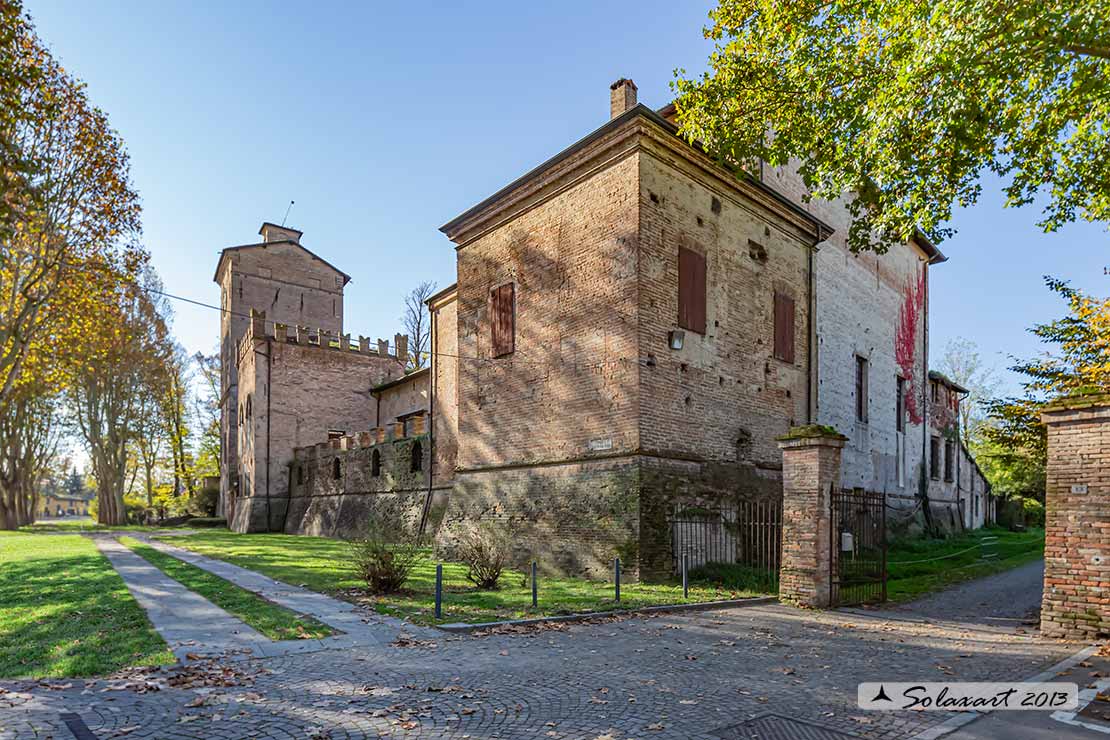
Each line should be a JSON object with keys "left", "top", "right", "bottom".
{"left": 1040, "top": 393, "right": 1110, "bottom": 639}
{"left": 777, "top": 425, "right": 847, "bottom": 608}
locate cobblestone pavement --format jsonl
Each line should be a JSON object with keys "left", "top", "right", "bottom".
{"left": 0, "top": 560, "right": 1086, "bottom": 740}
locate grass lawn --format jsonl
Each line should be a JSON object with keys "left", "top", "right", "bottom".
{"left": 119, "top": 537, "right": 332, "bottom": 640}
{"left": 886, "top": 526, "right": 1045, "bottom": 602}
{"left": 160, "top": 531, "right": 771, "bottom": 625}
{"left": 0, "top": 532, "right": 173, "bottom": 678}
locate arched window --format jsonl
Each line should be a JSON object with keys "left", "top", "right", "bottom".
{"left": 246, "top": 394, "right": 252, "bottom": 419}
{"left": 332, "top": 457, "right": 341, "bottom": 480}
{"left": 410, "top": 440, "right": 423, "bottom": 473}
{"left": 371, "top": 449, "right": 381, "bottom": 477}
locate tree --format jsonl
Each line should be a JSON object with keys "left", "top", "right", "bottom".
{"left": 0, "top": 386, "right": 59, "bottom": 528}
{"left": 673, "top": 1, "right": 1110, "bottom": 253}
{"left": 982, "top": 277, "right": 1110, "bottom": 498}
{"left": 69, "top": 270, "right": 167, "bottom": 525}
{"left": 0, "top": 5, "right": 144, "bottom": 416}
{"left": 401, "top": 280, "right": 437, "bottom": 370}
{"left": 192, "top": 350, "right": 221, "bottom": 480}
{"left": 937, "top": 338, "right": 1000, "bottom": 448}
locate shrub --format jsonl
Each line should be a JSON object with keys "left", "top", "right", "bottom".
{"left": 186, "top": 517, "right": 227, "bottom": 528}
{"left": 1021, "top": 497, "right": 1045, "bottom": 528}
{"left": 193, "top": 484, "right": 219, "bottom": 517}
{"left": 688, "top": 561, "right": 778, "bottom": 594}
{"left": 350, "top": 525, "right": 423, "bottom": 594}
{"left": 456, "top": 523, "right": 511, "bottom": 589}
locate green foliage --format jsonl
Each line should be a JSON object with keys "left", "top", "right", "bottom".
{"left": 983, "top": 277, "right": 1110, "bottom": 498}
{"left": 674, "top": 0, "right": 1110, "bottom": 253}
{"left": 688, "top": 561, "right": 778, "bottom": 593}
{"left": 1020, "top": 497, "right": 1046, "bottom": 528}
{"left": 885, "top": 527, "right": 1045, "bottom": 602}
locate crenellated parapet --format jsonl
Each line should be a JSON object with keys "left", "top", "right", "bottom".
{"left": 236, "top": 309, "right": 409, "bottom": 368}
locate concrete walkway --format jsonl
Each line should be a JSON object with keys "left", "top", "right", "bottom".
{"left": 93, "top": 536, "right": 272, "bottom": 661}
{"left": 131, "top": 535, "right": 436, "bottom": 647}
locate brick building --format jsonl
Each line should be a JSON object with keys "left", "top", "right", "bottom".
{"left": 215, "top": 79, "right": 992, "bottom": 577}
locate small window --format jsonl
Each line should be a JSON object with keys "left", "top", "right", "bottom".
{"left": 929, "top": 436, "right": 941, "bottom": 480}
{"left": 296, "top": 465, "right": 304, "bottom": 485}
{"left": 410, "top": 440, "right": 423, "bottom": 473}
{"left": 246, "top": 394, "right": 252, "bottom": 419}
{"left": 678, "top": 246, "right": 707, "bottom": 334}
{"left": 931, "top": 380, "right": 939, "bottom": 404}
{"left": 944, "top": 440, "right": 954, "bottom": 482}
{"left": 332, "top": 457, "right": 341, "bottom": 480}
{"left": 327, "top": 429, "right": 345, "bottom": 440}
{"left": 371, "top": 449, "right": 381, "bottom": 477}
{"left": 855, "top": 356, "right": 869, "bottom": 423}
{"left": 491, "top": 283, "right": 515, "bottom": 357}
{"left": 773, "top": 292, "right": 795, "bottom": 363}
{"left": 895, "top": 376, "right": 906, "bottom": 432}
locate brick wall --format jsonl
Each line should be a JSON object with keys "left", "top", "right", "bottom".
{"left": 1040, "top": 395, "right": 1110, "bottom": 640}
{"left": 760, "top": 163, "right": 932, "bottom": 504}
{"left": 285, "top": 430, "right": 429, "bottom": 539}
{"left": 430, "top": 291, "right": 459, "bottom": 487}
{"left": 637, "top": 148, "right": 811, "bottom": 468}
{"left": 216, "top": 235, "right": 348, "bottom": 512}
{"left": 233, "top": 324, "right": 403, "bottom": 532}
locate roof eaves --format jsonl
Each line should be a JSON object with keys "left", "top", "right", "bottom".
{"left": 212, "top": 241, "right": 352, "bottom": 285}
{"left": 439, "top": 104, "right": 833, "bottom": 241}
{"left": 371, "top": 366, "right": 430, "bottom": 394}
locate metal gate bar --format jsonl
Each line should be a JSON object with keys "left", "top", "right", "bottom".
{"left": 829, "top": 488, "right": 887, "bottom": 606}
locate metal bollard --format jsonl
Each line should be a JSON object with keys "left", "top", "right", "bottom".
{"left": 614, "top": 557, "right": 621, "bottom": 602}
{"left": 531, "top": 560, "right": 538, "bottom": 608}
{"left": 435, "top": 563, "right": 443, "bottom": 619}
{"left": 682, "top": 553, "right": 688, "bottom": 599}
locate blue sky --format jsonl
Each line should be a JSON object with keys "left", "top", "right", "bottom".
{"left": 28, "top": 0, "right": 1107, "bottom": 396}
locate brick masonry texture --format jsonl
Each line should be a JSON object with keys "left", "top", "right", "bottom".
{"left": 438, "top": 112, "right": 824, "bottom": 580}
{"left": 286, "top": 431, "right": 431, "bottom": 539}
{"left": 233, "top": 325, "right": 404, "bottom": 533}
{"left": 1040, "top": 398, "right": 1110, "bottom": 639}
{"left": 778, "top": 435, "right": 843, "bottom": 607}
{"left": 216, "top": 235, "right": 348, "bottom": 513}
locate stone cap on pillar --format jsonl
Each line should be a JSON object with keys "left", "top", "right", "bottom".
{"left": 1041, "top": 391, "right": 1110, "bottom": 424}
{"left": 776, "top": 424, "right": 848, "bottom": 449}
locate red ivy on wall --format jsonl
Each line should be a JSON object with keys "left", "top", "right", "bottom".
{"left": 895, "top": 268, "right": 925, "bottom": 424}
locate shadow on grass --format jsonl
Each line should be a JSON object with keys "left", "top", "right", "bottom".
{"left": 0, "top": 535, "right": 172, "bottom": 678}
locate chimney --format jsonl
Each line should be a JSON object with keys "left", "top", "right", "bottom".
{"left": 610, "top": 78, "right": 638, "bottom": 119}
{"left": 259, "top": 222, "right": 303, "bottom": 244}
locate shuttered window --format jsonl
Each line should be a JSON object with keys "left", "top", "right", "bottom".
{"left": 678, "top": 247, "right": 706, "bottom": 334}
{"left": 773, "top": 292, "right": 795, "bottom": 363}
{"left": 491, "top": 283, "right": 515, "bottom": 357}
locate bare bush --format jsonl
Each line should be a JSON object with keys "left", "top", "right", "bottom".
{"left": 350, "top": 524, "right": 423, "bottom": 594}
{"left": 457, "top": 523, "right": 511, "bottom": 589}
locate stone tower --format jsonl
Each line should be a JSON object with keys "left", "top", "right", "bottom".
{"left": 213, "top": 222, "right": 350, "bottom": 514}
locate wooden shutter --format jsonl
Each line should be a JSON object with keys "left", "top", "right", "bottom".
{"left": 678, "top": 247, "right": 706, "bottom": 334}
{"left": 491, "top": 283, "right": 515, "bottom": 357}
{"left": 773, "top": 292, "right": 795, "bottom": 363}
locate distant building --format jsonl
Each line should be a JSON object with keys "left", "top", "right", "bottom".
{"left": 36, "top": 494, "right": 90, "bottom": 519}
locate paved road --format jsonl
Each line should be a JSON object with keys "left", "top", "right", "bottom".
{"left": 0, "top": 555, "right": 1089, "bottom": 740}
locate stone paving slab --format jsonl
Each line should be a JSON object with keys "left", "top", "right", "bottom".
{"left": 2, "top": 552, "right": 1088, "bottom": 740}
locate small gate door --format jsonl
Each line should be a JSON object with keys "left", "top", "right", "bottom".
{"left": 830, "top": 488, "right": 887, "bottom": 606}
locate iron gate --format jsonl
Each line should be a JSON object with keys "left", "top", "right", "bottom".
{"left": 670, "top": 498, "right": 782, "bottom": 591}
{"left": 830, "top": 488, "right": 887, "bottom": 606}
